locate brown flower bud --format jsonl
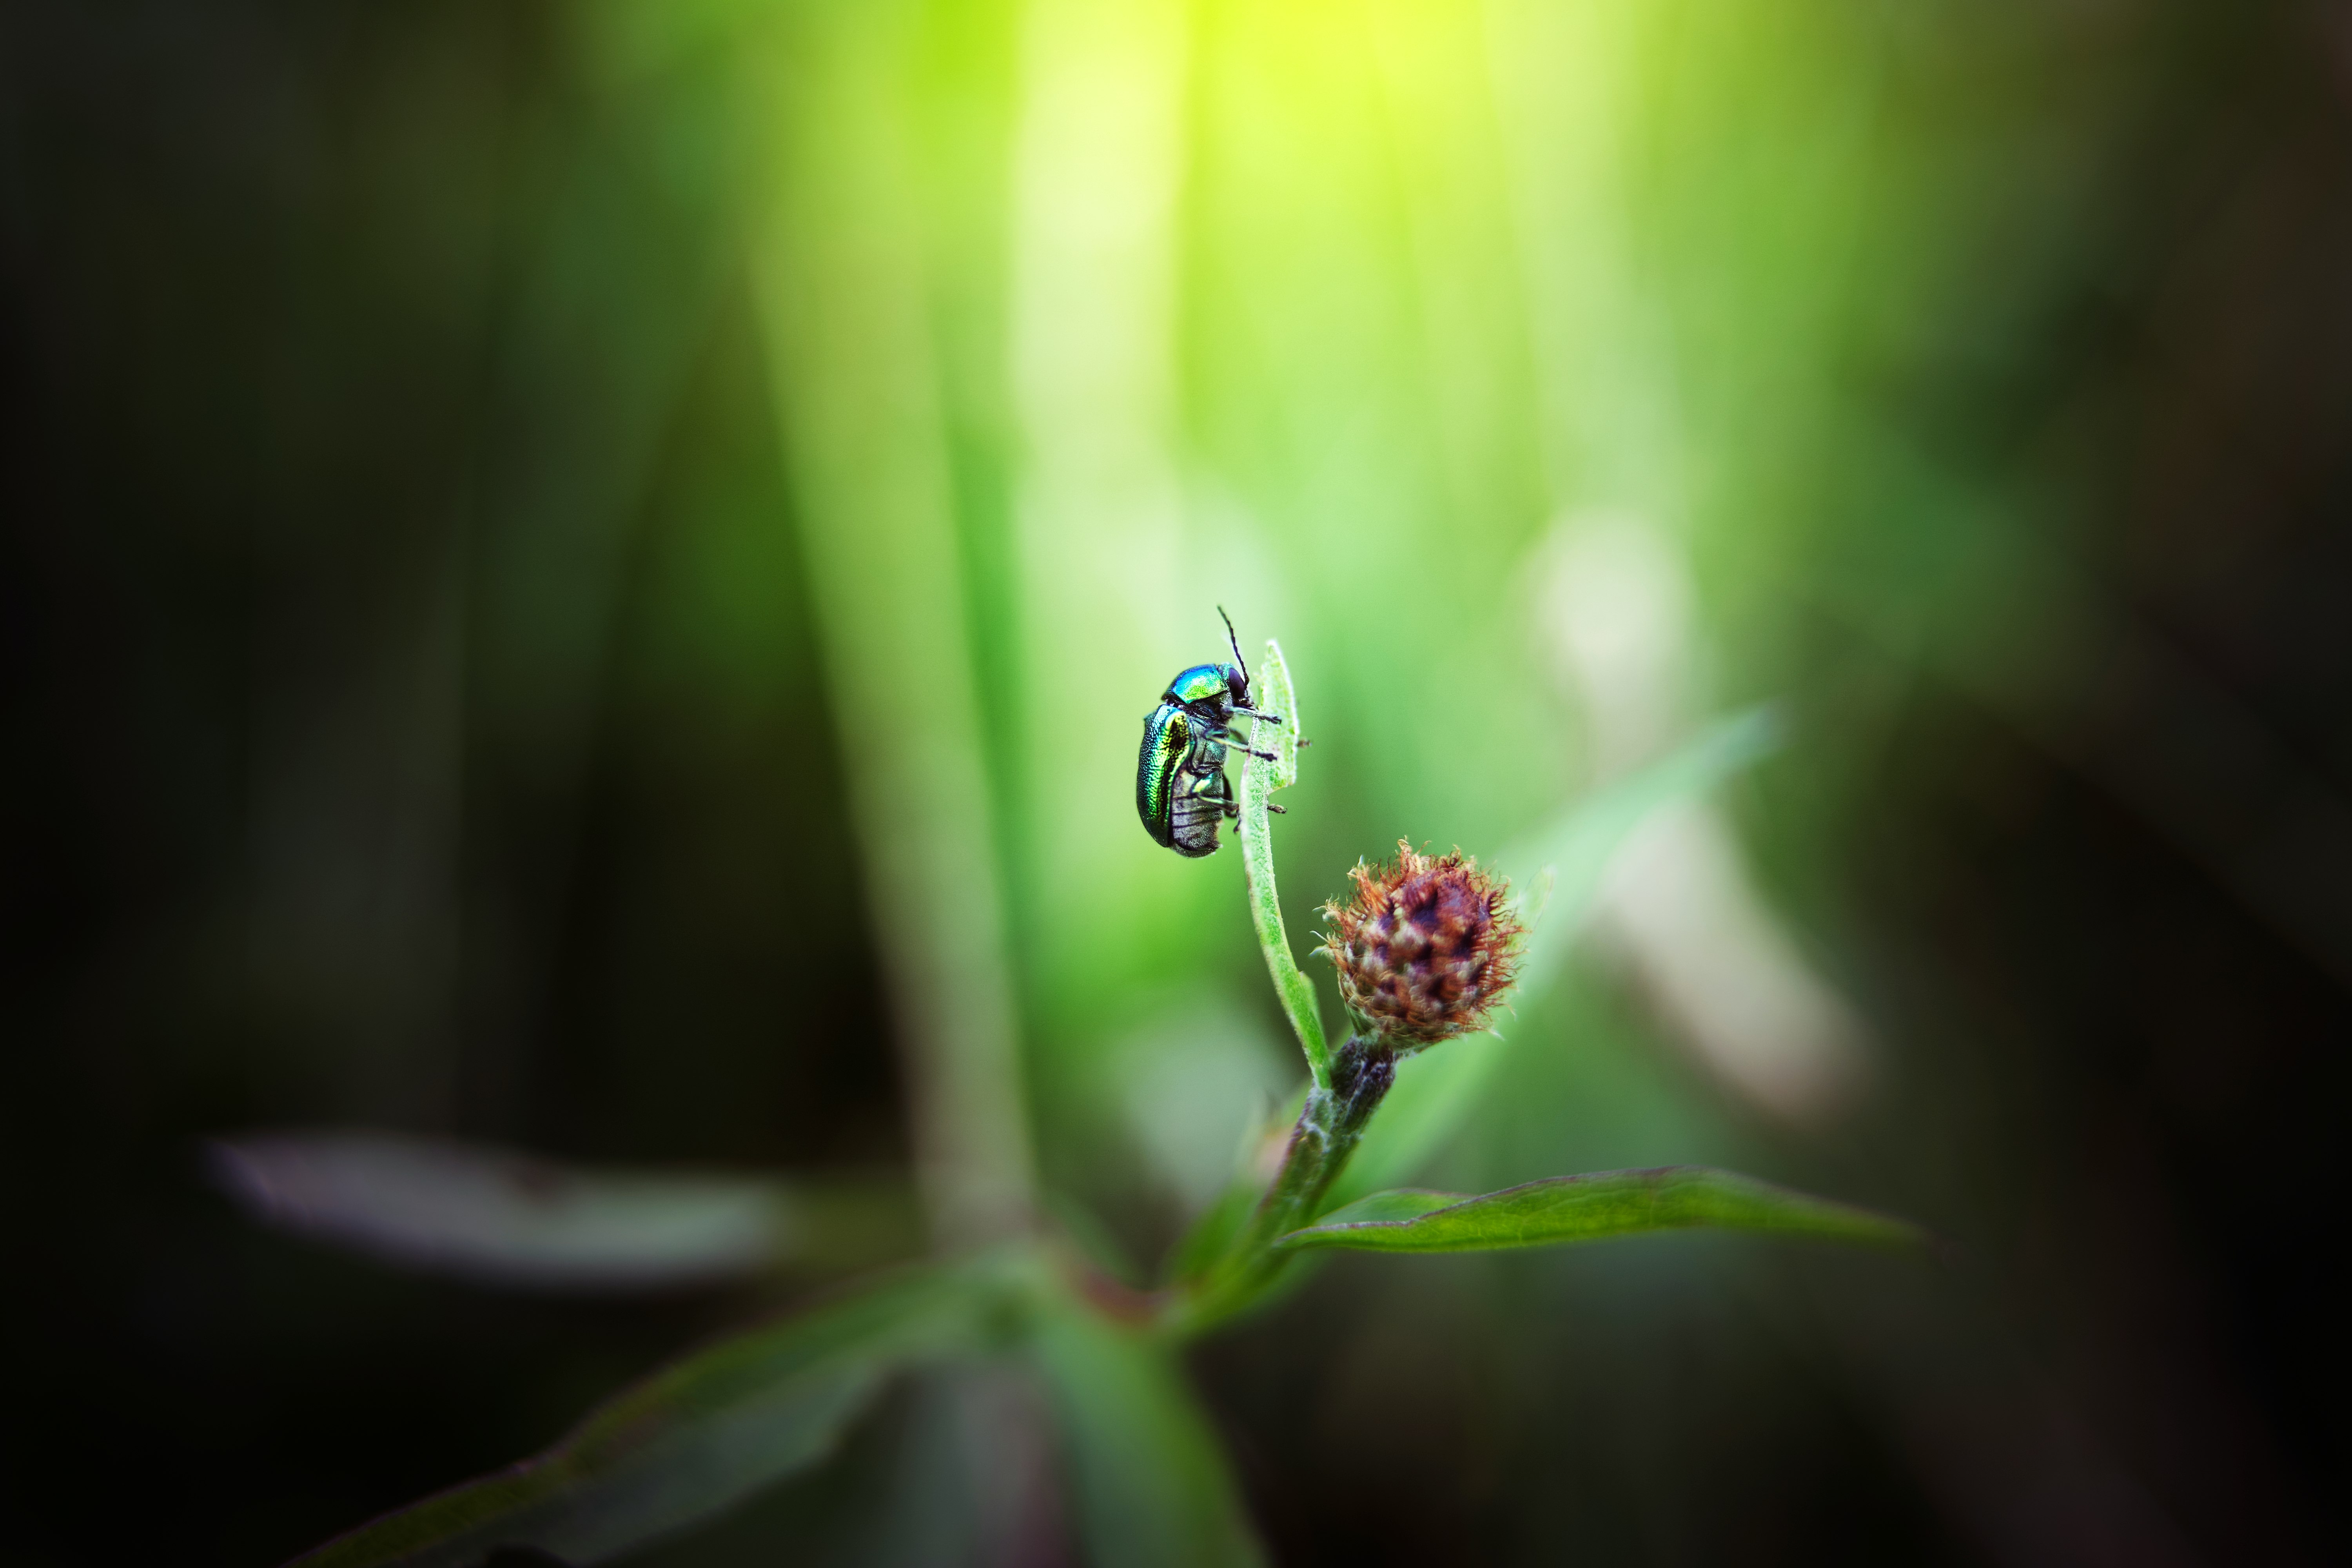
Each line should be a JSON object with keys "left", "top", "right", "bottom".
{"left": 1320, "top": 840, "right": 1523, "bottom": 1047}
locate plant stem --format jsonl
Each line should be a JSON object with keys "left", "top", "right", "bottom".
{"left": 1168, "top": 1037, "right": 1394, "bottom": 1334}
{"left": 1240, "top": 1038, "right": 1395, "bottom": 1256}
{"left": 1236, "top": 639, "right": 1332, "bottom": 1093}
{"left": 1159, "top": 637, "right": 1370, "bottom": 1336}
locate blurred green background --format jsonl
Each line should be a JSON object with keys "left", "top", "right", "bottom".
{"left": 5, "top": 0, "right": 2347, "bottom": 1560}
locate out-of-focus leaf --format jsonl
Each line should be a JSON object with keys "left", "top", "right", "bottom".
{"left": 1277, "top": 1167, "right": 1921, "bottom": 1255}
{"left": 1161, "top": 1175, "right": 1265, "bottom": 1290}
{"left": 208, "top": 1132, "right": 914, "bottom": 1289}
{"left": 1028, "top": 1279, "right": 1267, "bottom": 1568}
{"left": 1160, "top": 1076, "right": 1303, "bottom": 1292}
{"left": 1498, "top": 706, "right": 1783, "bottom": 994}
{"left": 290, "top": 1259, "right": 1012, "bottom": 1568}
{"left": 1329, "top": 709, "right": 1782, "bottom": 1208}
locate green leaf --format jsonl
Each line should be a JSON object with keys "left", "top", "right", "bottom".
{"left": 1300, "top": 1189, "right": 1462, "bottom": 1227}
{"left": 1236, "top": 637, "right": 1331, "bottom": 1092}
{"left": 209, "top": 1132, "right": 915, "bottom": 1290}
{"left": 1028, "top": 1284, "right": 1267, "bottom": 1568}
{"left": 1276, "top": 1167, "right": 1922, "bottom": 1255}
{"left": 290, "top": 1259, "right": 1012, "bottom": 1567}
{"left": 1328, "top": 708, "right": 1781, "bottom": 1208}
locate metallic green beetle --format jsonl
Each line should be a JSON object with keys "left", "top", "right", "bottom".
{"left": 1136, "top": 610, "right": 1283, "bottom": 857}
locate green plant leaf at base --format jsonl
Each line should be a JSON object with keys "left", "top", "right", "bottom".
{"left": 1029, "top": 1279, "right": 1267, "bottom": 1568}
{"left": 1298, "top": 1188, "right": 1462, "bottom": 1227}
{"left": 289, "top": 1258, "right": 1014, "bottom": 1567}
{"left": 1276, "top": 1167, "right": 1922, "bottom": 1255}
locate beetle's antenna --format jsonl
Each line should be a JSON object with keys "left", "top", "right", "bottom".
{"left": 1218, "top": 604, "right": 1251, "bottom": 690}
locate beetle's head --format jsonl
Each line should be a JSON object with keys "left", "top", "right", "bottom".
{"left": 1216, "top": 606, "right": 1254, "bottom": 709}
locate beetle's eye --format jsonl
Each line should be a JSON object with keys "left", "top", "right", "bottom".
{"left": 1229, "top": 669, "right": 1250, "bottom": 701}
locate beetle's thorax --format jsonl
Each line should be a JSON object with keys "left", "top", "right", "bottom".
{"left": 1164, "top": 663, "right": 1236, "bottom": 709}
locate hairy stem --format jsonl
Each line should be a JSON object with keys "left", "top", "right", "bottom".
{"left": 1236, "top": 639, "right": 1331, "bottom": 1092}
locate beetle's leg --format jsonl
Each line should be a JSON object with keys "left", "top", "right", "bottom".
{"left": 1229, "top": 706, "right": 1285, "bottom": 725}
{"left": 1199, "top": 726, "right": 1278, "bottom": 764}
{"left": 1267, "top": 802, "right": 1287, "bottom": 815}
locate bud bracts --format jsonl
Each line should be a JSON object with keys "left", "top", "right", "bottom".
{"left": 1321, "top": 841, "right": 1523, "bottom": 1047}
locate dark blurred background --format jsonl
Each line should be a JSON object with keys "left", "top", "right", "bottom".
{"left": 4, "top": 0, "right": 2348, "bottom": 1563}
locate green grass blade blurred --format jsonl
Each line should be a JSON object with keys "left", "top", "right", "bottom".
{"left": 288, "top": 1261, "right": 1009, "bottom": 1567}
{"left": 1328, "top": 709, "right": 1780, "bottom": 1207}
{"left": 747, "top": 0, "right": 1033, "bottom": 1247}
{"left": 1498, "top": 706, "right": 1782, "bottom": 991}
{"left": 1277, "top": 1167, "right": 1921, "bottom": 1255}
{"left": 1029, "top": 1285, "right": 1267, "bottom": 1568}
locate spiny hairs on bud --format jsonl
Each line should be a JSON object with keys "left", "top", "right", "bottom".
{"left": 1319, "top": 840, "right": 1524, "bottom": 1048}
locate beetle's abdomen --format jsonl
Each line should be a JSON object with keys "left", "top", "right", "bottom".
{"left": 1167, "top": 764, "right": 1231, "bottom": 857}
